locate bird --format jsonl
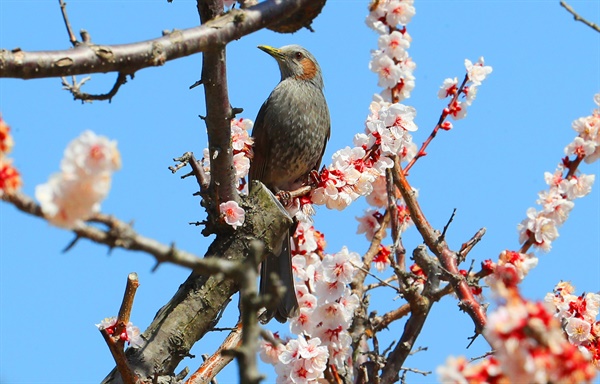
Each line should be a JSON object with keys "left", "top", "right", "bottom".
{"left": 249, "top": 44, "right": 330, "bottom": 323}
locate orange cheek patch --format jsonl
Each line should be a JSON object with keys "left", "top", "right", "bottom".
{"left": 297, "top": 57, "right": 318, "bottom": 80}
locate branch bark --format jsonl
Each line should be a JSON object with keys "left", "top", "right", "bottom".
{"left": 101, "top": 182, "right": 293, "bottom": 383}
{"left": 0, "top": 0, "right": 317, "bottom": 80}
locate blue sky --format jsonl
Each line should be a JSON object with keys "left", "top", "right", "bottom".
{"left": 1, "top": 1, "right": 599, "bottom": 383}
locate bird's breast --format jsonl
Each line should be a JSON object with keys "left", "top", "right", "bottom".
{"left": 259, "top": 80, "right": 330, "bottom": 191}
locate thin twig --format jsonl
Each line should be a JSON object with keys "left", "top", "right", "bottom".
{"left": 99, "top": 329, "right": 139, "bottom": 384}
{"left": 99, "top": 273, "right": 142, "bottom": 384}
{"left": 117, "top": 273, "right": 139, "bottom": 327}
{"left": 58, "top": 0, "right": 78, "bottom": 46}
{"left": 560, "top": 1, "right": 600, "bottom": 33}
{"left": 353, "top": 263, "right": 402, "bottom": 293}
{"left": 403, "top": 74, "right": 469, "bottom": 174}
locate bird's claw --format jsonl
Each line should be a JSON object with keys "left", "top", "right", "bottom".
{"left": 276, "top": 191, "right": 293, "bottom": 207}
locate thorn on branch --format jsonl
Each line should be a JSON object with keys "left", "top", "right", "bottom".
{"left": 62, "top": 234, "right": 82, "bottom": 253}
{"left": 189, "top": 79, "right": 203, "bottom": 89}
{"left": 231, "top": 107, "right": 244, "bottom": 118}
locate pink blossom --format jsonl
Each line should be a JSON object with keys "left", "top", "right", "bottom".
{"left": 369, "top": 53, "right": 402, "bottom": 89}
{"left": 356, "top": 209, "right": 382, "bottom": 240}
{"left": 219, "top": 200, "right": 245, "bottom": 229}
{"left": 259, "top": 332, "right": 284, "bottom": 365}
{"left": 232, "top": 152, "right": 250, "bottom": 179}
{"left": 559, "top": 173, "right": 595, "bottom": 200}
{"left": 438, "top": 77, "right": 459, "bottom": 99}
{"left": 565, "top": 317, "right": 592, "bottom": 345}
{"left": 378, "top": 30, "right": 410, "bottom": 60}
{"left": 384, "top": 0, "right": 416, "bottom": 26}
{"left": 320, "top": 247, "right": 361, "bottom": 284}
{"left": 60, "top": 130, "right": 121, "bottom": 177}
{"left": 536, "top": 189, "right": 574, "bottom": 225}
{"left": 464, "top": 57, "right": 493, "bottom": 86}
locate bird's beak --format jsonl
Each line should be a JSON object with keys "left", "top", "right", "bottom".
{"left": 258, "top": 45, "right": 284, "bottom": 61}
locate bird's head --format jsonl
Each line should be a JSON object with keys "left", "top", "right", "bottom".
{"left": 258, "top": 44, "right": 324, "bottom": 89}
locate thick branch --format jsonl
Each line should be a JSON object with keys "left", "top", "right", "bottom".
{"left": 102, "top": 182, "right": 293, "bottom": 383}
{"left": 1, "top": 0, "right": 316, "bottom": 80}
{"left": 198, "top": 0, "right": 238, "bottom": 211}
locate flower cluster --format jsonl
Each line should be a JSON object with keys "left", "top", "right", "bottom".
{"left": 437, "top": 58, "right": 493, "bottom": 121}
{"left": 517, "top": 94, "right": 598, "bottom": 252}
{"left": 366, "top": 0, "right": 416, "bottom": 102}
{"left": 96, "top": 317, "right": 143, "bottom": 348}
{"left": 203, "top": 118, "right": 253, "bottom": 190}
{"left": 545, "top": 281, "right": 600, "bottom": 366}
{"left": 438, "top": 293, "right": 596, "bottom": 383}
{"left": 260, "top": 223, "right": 362, "bottom": 382}
{"left": 35, "top": 130, "right": 121, "bottom": 229}
{"left": 483, "top": 250, "right": 539, "bottom": 292}
{"left": 570, "top": 93, "right": 600, "bottom": 163}
{"left": 311, "top": 97, "right": 418, "bottom": 212}
{"left": 0, "top": 115, "right": 22, "bottom": 196}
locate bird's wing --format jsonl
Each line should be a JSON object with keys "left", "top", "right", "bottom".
{"left": 249, "top": 99, "right": 272, "bottom": 185}
{"left": 314, "top": 96, "right": 331, "bottom": 172}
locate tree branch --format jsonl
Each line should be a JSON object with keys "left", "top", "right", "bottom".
{"left": 101, "top": 182, "right": 293, "bottom": 384}
{"left": 197, "top": 0, "right": 239, "bottom": 222}
{"left": 392, "top": 162, "right": 488, "bottom": 335}
{"left": 560, "top": 1, "right": 600, "bottom": 33}
{"left": 1, "top": 0, "right": 318, "bottom": 80}
{"left": 185, "top": 322, "right": 242, "bottom": 384}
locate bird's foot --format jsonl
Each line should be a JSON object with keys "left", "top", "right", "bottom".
{"left": 276, "top": 190, "right": 293, "bottom": 207}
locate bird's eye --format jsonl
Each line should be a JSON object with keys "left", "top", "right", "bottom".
{"left": 294, "top": 51, "right": 304, "bottom": 60}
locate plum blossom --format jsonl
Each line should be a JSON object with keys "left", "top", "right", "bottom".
{"left": 60, "top": 130, "right": 121, "bottom": 177}
{"left": 0, "top": 158, "right": 21, "bottom": 196}
{"left": 571, "top": 93, "right": 600, "bottom": 163}
{"left": 311, "top": 97, "right": 417, "bottom": 210}
{"left": 517, "top": 208, "right": 559, "bottom": 251}
{"left": 464, "top": 57, "right": 493, "bottom": 86}
{"left": 261, "top": 226, "right": 362, "bottom": 381}
{"left": 0, "top": 115, "right": 14, "bottom": 155}
{"left": 320, "top": 247, "right": 362, "bottom": 285}
{"left": 35, "top": 131, "right": 120, "bottom": 229}
{"left": 369, "top": 53, "right": 403, "bottom": 89}
{"left": 356, "top": 209, "right": 383, "bottom": 240}
{"left": 219, "top": 200, "right": 245, "bottom": 229}
{"left": 517, "top": 95, "right": 598, "bottom": 252}
{"left": 378, "top": 30, "right": 410, "bottom": 60}
{"left": 383, "top": 0, "right": 416, "bottom": 26}
{"left": 438, "top": 77, "right": 459, "bottom": 99}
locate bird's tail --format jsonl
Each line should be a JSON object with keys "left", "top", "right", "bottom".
{"left": 259, "top": 232, "right": 299, "bottom": 323}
